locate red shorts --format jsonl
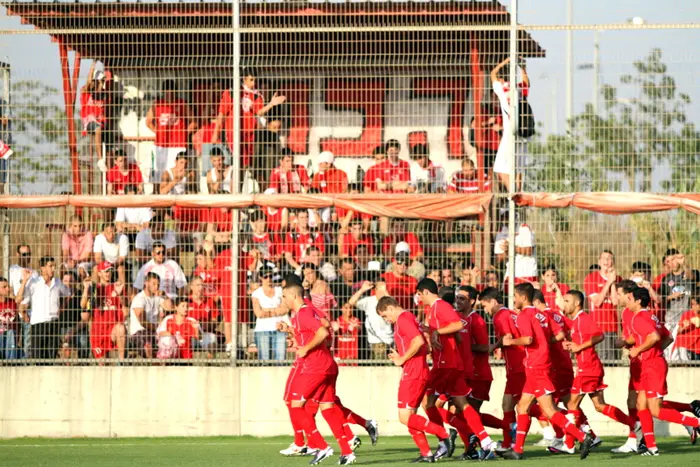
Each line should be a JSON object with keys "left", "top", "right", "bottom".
{"left": 628, "top": 358, "right": 642, "bottom": 392}
{"left": 640, "top": 358, "right": 668, "bottom": 398}
{"left": 522, "top": 368, "right": 556, "bottom": 398}
{"left": 426, "top": 368, "right": 471, "bottom": 398}
{"left": 571, "top": 373, "right": 608, "bottom": 395}
{"left": 90, "top": 323, "right": 118, "bottom": 359}
{"left": 398, "top": 378, "right": 429, "bottom": 410}
{"left": 504, "top": 372, "right": 526, "bottom": 397}
{"left": 553, "top": 368, "right": 574, "bottom": 399}
{"left": 283, "top": 363, "right": 301, "bottom": 402}
{"left": 291, "top": 372, "right": 338, "bottom": 404}
{"left": 467, "top": 379, "right": 492, "bottom": 402}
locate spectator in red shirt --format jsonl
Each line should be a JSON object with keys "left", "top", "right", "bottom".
{"left": 269, "top": 153, "right": 309, "bottom": 194}
{"left": 107, "top": 149, "right": 144, "bottom": 195}
{"left": 205, "top": 207, "right": 233, "bottom": 244}
{"left": 368, "top": 139, "right": 412, "bottom": 194}
{"left": 0, "top": 277, "right": 18, "bottom": 360}
{"left": 261, "top": 188, "right": 288, "bottom": 233}
{"left": 282, "top": 210, "right": 324, "bottom": 270}
{"left": 448, "top": 158, "right": 491, "bottom": 193}
{"left": 539, "top": 265, "right": 570, "bottom": 314}
{"left": 583, "top": 250, "right": 622, "bottom": 361}
{"left": 382, "top": 218, "right": 424, "bottom": 262}
{"left": 146, "top": 80, "right": 196, "bottom": 185}
{"left": 193, "top": 248, "right": 221, "bottom": 303}
{"left": 339, "top": 219, "right": 374, "bottom": 260}
{"left": 311, "top": 151, "right": 348, "bottom": 194}
{"left": 332, "top": 302, "right": 361, "bottom": 364}
{"left": 157, "top": 297, "right": 200, "bottom": 360}
{"left": 362, "top": 145, "right": 387, "bottom": 193}
{"left": 335, "top": 183, "right": 372, "bottom": 233}
{"left": 80, "top": 63, "right": 107, "bottom": 172}
{"left": 676, "top": 294, "right": 700, "bottom": 360}
{"left": 245, "top": 210, "right": 282, "bottom": 270}
{"left": 188, "top": 276, "right": 221, "bottom": 357}
{"left": 382, "top": 252, "right": 418, "bottom": 312}
{"left": 61, "top": 216, "right": 94, "bottom": 279}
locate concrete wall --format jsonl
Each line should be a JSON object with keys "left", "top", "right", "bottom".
{"left": 0, "top": 366, "right": 697, "bottom": 438}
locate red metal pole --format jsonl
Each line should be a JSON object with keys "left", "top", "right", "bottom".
{"left": 58, "top": 42, "right": 82, "bottom": 199}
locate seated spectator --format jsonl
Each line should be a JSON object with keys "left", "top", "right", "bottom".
{"left": 409, "top": 144, "right": 445, "bottom": 193}
{"left": 261, "top": 188, "right": 288, "bottom": 233}
{"left": 311, "top": 151, "right": 348, "bottom": 194}
{"left": 339, "top": 219, "right": 374, "bottom": 260}
{"left": 157, "top": 297, "right": 200, "bottom": 360}
{"left": 193, "top": 249, "right": 221, "bottom": 303}
{"left": 206, "top": 147, "right": 232, "bottom": 194}
{"left": 282, "top": 210, "right": 324, "bottom": 271}
{"left": 252, "top": 108, "right": 286, "bottom": 187}
{"left": 332, "top": 302, "right": 361, "bottom": 364}
{"left": 82, "top": 261, "right": 126, "bottom": 362}
{"left": 495, "top": 221, "right": 538, "bottom": 290}
{"left": 539, "top": 264, "right": 570, "bottom": 313}
{"left": 59, "top": 272, "right": 90, "bottom": 360}
{"left": 354, "top": 244, "right": 373, "bottom": 276}
{"left": 93, "top": 223, "right": 128, "bottom": 284}
{"left": 115, "top": 186, "right": 152, "bottom": 242}
{"left": 0, "top": 277, "right": 18, "bottom": 360}
{"left": 61, "top": 216, "right": 94, "bottom": 279}
{"left": 382, "top": 251, "right": 418, "bottom": 312}
{"left": 269, "top": 153, "right": 309, "bottom": 194}
{"left": 205, "top": 206, "right": 233, "bottom": 244}
{"left": 331, "top": 258, "right": 357, "bottom": 306}
{"left": 251, "top": 263, "right": 289, "bottom": 362}
{"left": 366, "top": 139, "right": 412, "bottom": 193}
{"left": 676, "top": 294, "right": 700, "bottom": 361}
{"left": 135, "top": 212, "right": 177, "bottom": 263}
{"left": 362, "top": 145, "right": 386, "bottom": 193}
{"left": 245, "top": 210, "right": 282, "bottom": 271}
{"left": 160, "top": 153, "right": 200, "bottom": 236}
{"left": 348, "top": 279, "right": 393, "bottom": 360}
{"left": 298, "top": 246, "right": 336, "bottom": 282}
{"left": 133, "top": 242, "right": 187, "bottom": 299}
{"left": 382, "top": 218, "right": 424, "bottom": 262}
{"left": 334, "top": 183, "right": 372, "bottom": 232}
{"left": 188, "top": 276, "right": 220, "bottom": 358}
{"left": 303, "top": 263, "right": 337, "bottom": 317}
{"left": 106, "top": 149, "right": 144, "bottom": 195}
{"left": 448, "top": 158, "right": 490, "bottom": 193}
{"left": 128, "top": 272, "right": 169, "bottom": 358}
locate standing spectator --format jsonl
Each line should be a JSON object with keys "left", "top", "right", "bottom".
{"left": 297, "top": 246, "right": 336, "bottom": 283}
{"left": 206, "top": 147, "right": 232, "bottom": 194}
{"left": 409, "top": 144, "right": 445, "bottom": 193}
{"left": 204, "top": 206, "right": 233, "bottom": 244}
{"left": 106, "top": 149, "right": 144, "bottom": 195}
{"left": 348, "top": 279, "right": 393, "bottom": 360}
{"left": 93, "top": 223, "right": 129, "bottom": 284}
{"left": 0, "top": 277, "right": 18, "bottom": 360}
{"left": 251, "top": 264, "right": 289, "bottom": 362}
{"left": 252, "top": 107, "right": 286, "bottom": 187}
{"left": 82, "top": 262, "right": 127, "bottom": 362}
{"left": 335, "top": 183, "right": 372, "bottom": 233}
{"left": 355, "top": 245, "right": 373, "bottom": 275}
{"left": 494, "top": 221, "right": 538, "bottom": 290}
{"left": 302, "top": 263, "right": 337, "bottom": 317}
{"left": 61, "top": 216, "right": 94, "bottom": 279}
{"left": 332, "top": 259, "right": 357, "bottom": 308}
{"left": 630, "top": 261, "right": 662, "bottom": 321}
{"left": 157, "top": 297, "right": 200, "bottom": 360}
{"left": 382, "top": 218, "right": 424, "bottom": 262}
{"left": 58, "top": 271, "right": 90, "bottom": 360}
{"left": 366, "top": 139, "right": 412, "bottom": 194}
{"left": 129, "top": 273, "right": 169, "bottom": 359}
{"left": 659, "top": 248, "right": 700, "bottom": 361}
{"left": 145, "top": 80, "right": 196, "bottom": 184}
{"left": 441, "top": 268, "right": 455, "bottom": 288}
{"left": 188, "top": 276, "right": 220, "bottom": 358}
{"left": 448, "top": 158, "right": 491, "bottom": 193}
{"left": 282, "top": 210, "right": 324, "bottom": 270}
{"left": 362, "top": 145, "right": 386, "bottom": 193}
{"left": 211, "top": 70, "right": 286, "bottom": 169}
{"left": 16, "top": 257, "right": 72, "bottom": 360}
{"left": 269, "top": 153, "right": 309, "bottom": 194}
{"left": 115, "top": 189, "right": 152, "bottom": 242}
{"left": 675, "top": 294, "right": 700, "bottom": 360}
{"left": 333, "top": 302, "right": 361, "bottom": 364}
{"left": 311, "top": 151, "right": 348, "bottom": 194}
{"left": 426, "top": 268, "right": 441, "bottom": 285}
{"left": 458, "top": 264, "right": 480, "bottom": 288}
{"left": 490, "top": 57, "right": 530, "bottom": 191}
{"left": 134, "top": 243, "right": 187, "bottom": 299}
{"left": 80, "top": 62, "right": 107, "bottom": 172}
{"left": 583, "top": 250, "right": 622, "bottom": 361}
{"left": 339, "top": 219, "right": 374, "bottom": 259}
{"left": 9, "top": 245, "right": 37, "bottom": 358}
{"left": 193, "top": 249, "right": 221, "bottom": 303}
{"left": 261, "top": 188, "right": 288, "bottom": 233}
{"left": 382, "top": 251, "right": 418, "bottom": 312}
{"left": 539, "top": 265, "right": 570, "bottom": 314}
{"left": 244, "top": 210, "right": 282, "bottom": 270}
{"left": 134, "top": 212, "right": 177, "bottom": 262}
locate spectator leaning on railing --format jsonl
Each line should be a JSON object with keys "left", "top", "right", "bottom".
{"left": 106, "top": 149, "right": 144, "bottom": 195}
{"left": 133, "top": 242, "right": 187, "bottom": 300}
{"left": 93, "top": 223, "right": 129, "bottom": 284}
{"left": 61, "top": 216, "right": 93, "bottom": 280}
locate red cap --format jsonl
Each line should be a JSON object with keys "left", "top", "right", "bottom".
{"left": 97, "top": 261, "right": 113, "bottom": 272}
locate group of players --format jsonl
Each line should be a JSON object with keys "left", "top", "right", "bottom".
{"left": 276, "top": 273, "right": 700, "bottom": 464}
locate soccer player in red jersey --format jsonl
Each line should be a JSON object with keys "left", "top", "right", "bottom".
{"left": 500, "top": 283, "right": 594, "bottom": 460}
{"left": 416, "top": 278, "right": 498, "bottom": 460}
{"left": 376, "top": 296, "right": 452, "bottom": 462}
{"left": 283, "top": 283, "right": 357, "bottom": 465}
{"left": 479, "top": 287, "right": 523, "bottom": 450}
{"left": 550, "top": 290, "right": 641, "bottom": 454}
{"left": 82, "top": 261, "right": 126, "bottom": 362}
{"left": 626, "top": 287, "right": 700, "bottom": 456}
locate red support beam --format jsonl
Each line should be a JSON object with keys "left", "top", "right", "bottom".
{"left": 58, "top": 41, "right": 82, "bottom": 199}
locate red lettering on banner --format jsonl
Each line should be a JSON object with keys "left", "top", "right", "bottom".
{"left": 412, "top": 78, "right": 468, "bottom": 159}
{"left": 320, "top": 79, "right": 386, "bottom": 157}
{"left": 272, "top": 80, "right": 311, "bottom": 154}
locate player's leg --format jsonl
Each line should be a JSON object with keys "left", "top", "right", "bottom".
{"left": 335, "top": 396, "right": 379, "bottom": 448}
{"left": 591, "top": 391, "right": 636, "bottom": 430}
{"left": 400, "top": 378, "right": 451, "bottom": 461}
{"left": 557, "top": 392, "right": 584, "bottom": 451}
{"left": 509, "top": 393, "right": 535, "bottom": 455}
{"left": 501, "top": 393, "right": 518, "bottom": 449}
{"left": 281, "top": 365, "right": 308, "bottom": 456}
{"left": 452, "top": 395, "right": 497, "bottom": 456}
{"left": 318, "top": 400, "right": 353, "bottom": 458}
{"left": 537, "top": 393, "right": 592, "bottom": 459}
{"left": 399, "top": 408, "right": 433, "bottom": 461}
{"left": 651, "top": 397, "right": 700, "bottom": 428}
{"left": 290, "top": 377, "right": 330, "bottom": 457}
{"left": 636, "top": 390, "right": 659, "bottom": 454}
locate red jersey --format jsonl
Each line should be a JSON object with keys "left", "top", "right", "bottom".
{"left": 676, "top": 310, "right": 700, "bottom": 352}
{"left": 218, "top": 87, "right": 264, "bottom": 153}
{"left": 544, "top": 308, "right": 573, "bottom": 374}
{"left": 106, "top": 163, "right": 143, "bottom": 194}
{"left": 80, "top": 91, "right": 105, "bottom": 130}
{"left": 0, "top": 299, "right": 17, "bottom": 333}
{"left": 467, "top": 311, "right": 494, "bottom": 381}
{"left": 215, "top": 248, "right": 247, "bottom": 323}
{"left": 382, "top": 233, "right": 423, "bottom": 259}
{"left": 457, "top": 314, "right": 474, "bottom": 376}
{"left": 448, "top": 172, "right": 491, "bottom": 193}
{"left": 264, "top": 207, "right": 284, "bottom": 233}
{"left": 369, "top": 159, "right": 411, "bottom": 193}
{"left": 311, "top": 167, "right": 348, "bottom": 194}
{"left": 204, "top": 208, "right": 232, "bottom": 232}
{"left": 516, "top": 305, "right": 562, "bottom": 371}
{"left": 269, "top": 166, "right": 310, "bottom": 194}
{"left": 394, "top": 311, "right": 429, "bottom": 381}
{"left": 541, "top": 283, "right": 570, "bottom": 314}
{"left": 153, "top": 98, "right": 189, "bottom": 148}
{"left": 493, "top": 307, "right": 526, "bottom": 375}
{"left": 363, "top": 164, "right": 382, "bottom": 193}
{"left": 584, "top": 271, "right": 622, "bottom": 333}
{"left": 161, "top": 315, "right": 198, "bottom": 359}
{"left": 427, "top": 299, "right": 463, "bottom": 371}
{"left": 292, "top": 304, "right": 337, "bottom": 375}
{"left": 334, "top": 315, "right": 360, "bottom": 362}
{"left": 92, "top": 284, "right": 124, "bottom": 324}
{"left": 193, "top": 266, "right": 221, "bottom": 300}
{"left": 188, "top": 297, "right": 218, "bottom": 322}
{"left": 284, "top": 230, "right": 324, "bottom": 261}
{"left": 630, "top": 309, "right": 666, "bottom": 363}
{"left": 342, "top": 233, "right": 374, "bottom": 258}
{"left": 382, "top": 271, "right": 418, "bottom": 312}
{"left": 570, "top": 311, "right": 604, "bottom": 377}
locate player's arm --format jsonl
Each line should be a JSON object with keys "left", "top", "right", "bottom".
{"left": 660, "top": 333, "right": 674, "bottom": 351}
{"left": 629, "top": 331, "right": 660, "bottom": 359}
{"left": 489, "top": 335, "right": 504, "bottom": 353}
{"left": 298, "top": 325, "right": 329, "bottom": 358}
{"left": 490, "top": 57, "right": 510, "bottom": 84}
{"left": 566, "top": 333, "right": 604, "bottom": 354}
{"left": 520, "top": 61, "right": 530, "bottom": 88}
{"left": 391, "top": 334, "right": 425, "bottom": 367}
{"left": 551, "top": 330, "right": 566, "bottom": 343}
{"left": 436, "top": 319, "right": 463, "bottom": 335}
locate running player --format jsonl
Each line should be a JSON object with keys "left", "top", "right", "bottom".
{"left": 376, "top": 296, "right": 453, "bottom": 462}
{"left": 500, "top": 283, "right": 594, "bottom": 460}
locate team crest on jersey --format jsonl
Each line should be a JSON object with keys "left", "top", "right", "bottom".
{"left": 535, "top": 312, "right": 549, "bottom": 327}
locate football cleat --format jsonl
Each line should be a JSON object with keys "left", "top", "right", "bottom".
{"left": 410, "top": 454, "right": 436, "bottom": 463}
{"left": 448, "top": 428, "right": 458, "bottom": 450}
{"left": 366, "top": 419, "right": 379, "bottom": 446}
{"left": 309, "top": 446, "right": 334, "bottom": 465}
{"left": 280, "top": 443, "right": 308, "bottom": 456}
{"left": 591, "top": 436, "right": 603, "bottom": 449}
{"left": 435, "top": 438, "right": 452, "bottom": 460}
{"left": 351, "top": 437, "right": 361, "bottom": 451}
{"left": 338, "top": 453, "right": 356, "bottom": 465}
{"left": 547, "top": 439, "right": 575, "bottom": 455}
{"left": 690, "top": 400, "right": 700, "bottom": 418}
{"left": 499, "top": 448, "right": 523, "bottom": 460}
{"left": 533, "top": 437, "right": 554, "bottom": 447}
{"left": 579, "top": 433, "right": 594, "bottom": 460}
{"left": 611, "top": 438, "right": 638, "bottom": 454}
{"left": 478, "top": 442, "right": 498, "bottom": 461}
{"left": 640, "top": 448, "right": 659, "bottom": 456}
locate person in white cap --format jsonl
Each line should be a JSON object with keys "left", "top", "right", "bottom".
{"left": 311, "top": 151, "right": 348, "bottom": 194}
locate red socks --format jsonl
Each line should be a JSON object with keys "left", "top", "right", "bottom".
{"left": 662, "top": 400, "right": 692, "bottom": 413}
{"left": 513, "top": 413, "right": 531, "bottom": 454}
{"left": 627, "top": 408, "right": 638, "bottom": 439}
{"left": 407, "top": 414, "right": 449, "bottom": 440}
{"left": 601, "top": 404, "right": 634, "bottom": 428}
{"left": 638, "top": 409, "right": 658, "bottom": 449}
{"left": 339, "top": 402, "right": 368, "bottom": 428}
{"left": 291, "top": 407, "right": 328, "bottom": 450}
{"left": 502, "top": 411, "right": 516, "bottom": 448}
{"left": 286, "top": 402, "right": 305, "bottom": 447}
{"left": 321, "top": 407, "right": 353, "bottom": 456}
{"left": 550, "top": 411, "right": 584, "bottom": 443}
{"left": 657, "top": 408, "right": 700, "bottom": 428}
{"left": 462, "top": 405, "right": 490, "bottom": 443}
{"left": 409, "top": 428, "right": 432, "bottom": 456}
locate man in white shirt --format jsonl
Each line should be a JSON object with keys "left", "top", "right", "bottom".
{"left": 115, "top": 186, "right": 152, "bottom": 240}
{"left": 93, "top": 223, "right": 129, "bottom": 284}
{"left": 133, "top": 242, "right": 187, "bottom": 299}
{"left": 348, "top": 279, "right": 394, "bottom": 360}
{"left": 129, "top": 272, "right": 170, "bottom": 358}
{"left": 494, "top": 222, "right": 538, "bottom": 290}
{"left": 9, "top": 244, "right": 38, "bottom": 358}
{"left": 135, "top": 212, "right": 177, "bottom": 263}
{"left": 15, "top": 256, "right": 71, "bottom": 360}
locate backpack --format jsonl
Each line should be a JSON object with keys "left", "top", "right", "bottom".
{"left": 517, "top": 99, "right": 536, "bottom": 138}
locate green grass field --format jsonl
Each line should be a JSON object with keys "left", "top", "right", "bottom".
{"left": 0, "top": 436, "right": 696, "bottom": 467}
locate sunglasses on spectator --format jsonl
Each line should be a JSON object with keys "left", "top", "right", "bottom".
{"left": 261, "top": 273, "right": 273, "bottom": 279}
{"left": 153, "top": 250, "right": 164, "bottom": 255}
{"left": 20, "top": 252, "right": 31, "bottom": 257}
